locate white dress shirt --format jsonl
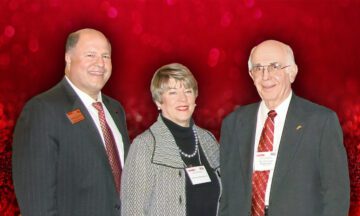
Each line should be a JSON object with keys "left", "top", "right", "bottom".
{"left": 65, "top": 76, "right": 125, "bottom": 167}
{"left": 253, "top": 91, "right": 292, "bottom": 205}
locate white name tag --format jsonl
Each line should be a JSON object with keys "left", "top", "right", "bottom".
{"left": 254, "top": 152, "right": 277, "bottom": 171}
{"left": 185, "top": 165, "right": 211, "bottom": 185}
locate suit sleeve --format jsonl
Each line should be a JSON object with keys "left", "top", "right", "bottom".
{"left": 219, "top": 118, "right": 231, "bottom": 216}
{"left": 121, "top": 132, "right": 155, "bottom": 216}
{"left": 12, "top": 99, "right": 59, "bottom": 216}
{"left": 319, "top": 112, "right": 350, "bottom": 216}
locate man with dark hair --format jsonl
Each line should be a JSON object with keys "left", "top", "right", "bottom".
{"left": 12, "top": 28, "right": 130, "bottom": 216}
{"left": 65, "top": 31, "right": 80, "bottom": 52}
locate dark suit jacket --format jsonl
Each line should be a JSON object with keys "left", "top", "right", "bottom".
{"left": 12, "top": 78, "right": 130, "bottom": 216}
{"left": 219, "top": 94, "right": 350, "bottom": 216}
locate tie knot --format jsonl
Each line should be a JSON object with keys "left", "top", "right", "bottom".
{"left": 268, "top": 110, "right": 277, "bottom": 120}
{"left": 92, "top": 102, "right": 104, "bottom": 112}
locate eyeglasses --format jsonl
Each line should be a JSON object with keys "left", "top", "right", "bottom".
{"left": 250, "top": 63, "right": 290, "bottom": 76}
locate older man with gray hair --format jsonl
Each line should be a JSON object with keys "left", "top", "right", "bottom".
{"left": 219, "top": 40, "right": 350, "bottom": 216}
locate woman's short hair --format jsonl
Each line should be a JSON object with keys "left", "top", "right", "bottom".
{"left": 150, "top": 63, "right": 198, "bottom": 103}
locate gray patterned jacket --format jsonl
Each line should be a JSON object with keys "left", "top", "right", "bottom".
{"left": 121, "top": 116, "right": 221, "bottom": 216}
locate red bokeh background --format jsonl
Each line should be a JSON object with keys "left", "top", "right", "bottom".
{"left": 1, "top": 0, "right": 360, "bottom": 215}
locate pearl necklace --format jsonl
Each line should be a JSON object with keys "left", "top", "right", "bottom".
{"left": 179, "top": 127, "right": 199, "bottom": 158}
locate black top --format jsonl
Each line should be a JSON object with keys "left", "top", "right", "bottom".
{"left": 162, "top": 115, "right": 220, "bottom": 216}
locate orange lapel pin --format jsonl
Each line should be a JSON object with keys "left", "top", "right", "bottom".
{"left": 66, "top": 108, "right": 85, "bottom": 124}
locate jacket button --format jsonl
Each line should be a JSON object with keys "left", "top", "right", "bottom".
{"left": 114, "top": 204, "right": 120, "bottom": 210}
{"left": 179, "top": 196, "right": 182, "bottom": 204}
{"left": 178, "top": 171, "right": 182, "bottom": 177}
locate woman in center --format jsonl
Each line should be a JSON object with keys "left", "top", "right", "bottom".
{"left": 121, "top": 63, "right": 221, "bottom": 216}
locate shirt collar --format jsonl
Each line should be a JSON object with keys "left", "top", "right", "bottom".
{"left": 259, "top": 91, "right": 292, "bottom": 121}
{"left": 65, "top": 76, "right": 103, "bottom": 107}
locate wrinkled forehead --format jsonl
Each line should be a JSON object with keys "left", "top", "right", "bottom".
{"left": 251, "top": 42, "right": 288, "bottom": 65}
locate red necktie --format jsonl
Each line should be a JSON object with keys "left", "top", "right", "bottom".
{"left": 92, "top": 102, "right": 122, "bottom": 194}
{"left": 251, "top": 110, "right": 277, "bottom": 216}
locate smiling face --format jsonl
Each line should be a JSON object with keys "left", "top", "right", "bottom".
{"left": 249, "top": 40, "right": 298, "bottom": 109}
{"left": 156, "top": 78, "right": 196, "bottom": 127}
{"left": 65, "top": 29, "right": 112, "bottom": 100}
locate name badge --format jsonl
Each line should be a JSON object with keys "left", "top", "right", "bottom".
{"left": 66, "top": 109, "right": 85, "bottom": 124}
{"left": 185, "top": 165, "right": 211, "bottom": 185}
{"left": 254, "top": 152, "right": 277, "bottom": 171}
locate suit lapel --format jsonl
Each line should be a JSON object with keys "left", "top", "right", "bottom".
{"left": 61, "top": 79, "right": 111, "bottom": 167}
{"left": 237, "top": 104, "right": 259, "bottom": 184}
{"left": 270, "top": 95, "right": 305, "bottom": 195}
{"left": 60, "top": 78, "right": 121, "bottom": 199}
{"left": 102, "top": 96, "right": 130, "bottom": 156}
{"left": 150, "top": 116, "right": 185, "bottom": 168}
{"left": 102, "top": 96, "right": 121, "bottom": 132}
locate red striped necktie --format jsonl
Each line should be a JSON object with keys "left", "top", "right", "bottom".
{"left": 92, "top": 102, "right": 122, "bottom": 194}
{"left": 251, "top": 110, "right": 277, "bottom": 216}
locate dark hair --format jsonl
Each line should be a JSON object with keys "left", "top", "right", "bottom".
{"left": 65, "top": 32, "right": 80, "bottom": 53}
